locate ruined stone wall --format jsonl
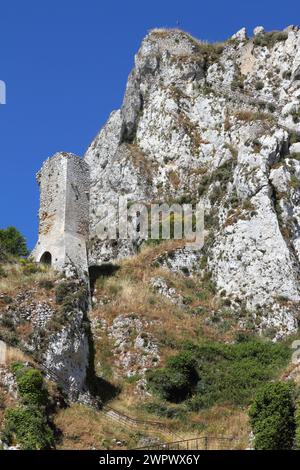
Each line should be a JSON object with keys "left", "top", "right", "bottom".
{"left": 32, "top": 152, "right": 90, "bottom": 279}
{"left": 64, "top": 157, "right": 90, "bottom": 278}
{"left": 32, "top": 153, "right": 68, "bottom": 269}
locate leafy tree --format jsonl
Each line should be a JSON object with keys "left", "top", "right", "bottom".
{"left": 249, "top": 381, "right": 296, "bottom": 450}
{"left": 0, "top": 226, "right": 28, "bottom": 257}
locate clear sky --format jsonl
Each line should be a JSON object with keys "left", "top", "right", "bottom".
{"left": 0, "top": 0, "right": 299, "bottom": 249}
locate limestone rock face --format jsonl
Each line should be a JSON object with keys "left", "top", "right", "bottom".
{"left": 0, "top": 283, "right": 92, "bottom": 401}
{"left": 253, "top": 26, "right": 265, "bottom": 36}
{"left": 83, "top": 27, "right": 300, "bottom": 338}
{"left": 43, "top": 308, "right": 90, "bottom": 400}
{"left": 231, "top": 27, "right": 248, "bottom": 42}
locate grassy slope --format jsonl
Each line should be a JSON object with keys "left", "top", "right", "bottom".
{"left": 88, "top": 241, "right": 296, "bottom": 449}
{"left": 0, "top": 245, "right": 298, "bottom": 449}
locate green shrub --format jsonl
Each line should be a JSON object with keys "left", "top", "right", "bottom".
{"left": 15, "top": 368, "right": 48, "bottom": 406}
{"left": 0, "top": 227, "right": 28, "bottom": 257}
{"left": 289, "top": 175, "right": 300, "bottom": 190}
{"left": 3, "top": 405, "right": 54, "bottom": 450}
{"left": 198, "top": 160, "right": 235, "bottom": 199}
{"left": 147, "top": 351, "right": 198, "bottom": 402}
{"left": 255, "top": 81, "right": 264, "bottom": 91}
{"left": 143, "top": 402, "right": 186, "bottom": 420}
{"left": 55, "top": 281, "right": 74, "bottom": 304}
{"left": 148, "top": 339, "right": 290, "bottom": 408}
{"left": 11, "top": 362, "right": 26, "bottom": 375}
{"left": 253, "top": 31, "right": 288, "bottom": 48}
{"left": 268, "top": 103, "right": 276, "bottom": 113}
{"left": 0, "top": 329, "right": 19, "bottom": 346}
{"left": 0, "top": 246, "right": 7, "bottom": 262}
{"left": 0, "top": 312, "right": 15, "bottom": 330}
{"left": 290, "top": 132, "right": 300, "bottom": 145}
{"left": 249, "top": 382, "right": 296, "bottom": 450}
{"left": 38, "top": 279, "right": 54, "bottom": 290}
{"left": 19, "top": 258, "right": 43, "bottom": 276}
{"left": 55, "top": 281, "right": 84, "bottom": 308}
{"left": 231, "top": 78, "right": 244, "bottom": 91}
{"left": 1, "top": 363, "right": 55, "bottom": 450}
{"left": 55, "top": 281, "right": 87, "bottom": 313}
{"left": 291, "top": 108, "right": 300, "bottom": 124}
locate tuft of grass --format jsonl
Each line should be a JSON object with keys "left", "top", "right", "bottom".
{"left": 0, "top": 261, "right": 57, "bottom": 295}
{"left": 255, "top": 81, "right": 264, "bottom": 91}
{"left": 290, "top": 132, "right": 300, "bottom": 145}
{"left": 289, "top": 175, "right": 300, "bottom": 190}
{"left": 253, "top": 31, "right": 288, "bottom": 48}
{"left": 234, "top": 110, "right": 275, "bottom": 124}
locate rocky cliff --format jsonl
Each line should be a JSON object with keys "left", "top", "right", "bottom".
{"left": 84, "top": 26, "right": 300, "bottom": 339}
{"left": 0, "top": 266, "right": 93, "bottom": 402}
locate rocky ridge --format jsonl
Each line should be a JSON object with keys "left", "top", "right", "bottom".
{"left": 84, "top": 26, "right": 300, "bottom": 338}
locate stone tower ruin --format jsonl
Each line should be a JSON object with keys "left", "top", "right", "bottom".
{"left": 32, "top": 152, "right": 90, "bottom": 279}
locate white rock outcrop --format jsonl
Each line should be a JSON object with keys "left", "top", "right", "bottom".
{"left": 32, "top": 27, "right": 300, "bottom": 338}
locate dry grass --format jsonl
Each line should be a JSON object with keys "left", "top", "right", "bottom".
{"left": 0, "top": 262, "right": 57, "bottom": 296}
{"left": 5, "top": 346, "right": 32, "bottom": 366}
{"left": 149, "top": 28, "right": 202, "bottom": 47}
{"left": 54, "top": 404, "right": 147, "bottom": 450}
{"left": 191, "top": 405, "right": 250, "bottom": 449}
{"left": 168, "top": 170, "right": 181, "bottom": 189}
{"left": 234, "top": 110, "right": 275, "bottom": 124}
{"left": 149, "top": 29, "right": 225, "bottom": 56}
{"left": 127, "top": 143, "right": 158, "bottom": 179}
{"left": 90, "top": 239, "right": 243, "bottom": 420}
{"left": 104, "top": 387, "right": 250, "bottom": 449}
{"left": 89, "top": 241, "right": 247, "bottom": 448}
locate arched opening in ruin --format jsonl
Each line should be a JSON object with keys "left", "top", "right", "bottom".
{"left": 40, "top": 251, "right": 52, "bottom": 266}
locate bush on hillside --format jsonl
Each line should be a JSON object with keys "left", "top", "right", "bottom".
{"left": 147, "top": 350, "right": 198, "bottom": 402}
{"left": 253, "top": 31, "right": 288, "bottom": 48}
{"left": 147, "top": 338, "right": 290, "bottom": 408}
{"left": 1, "top": 363, "right": 54, "bottom": 450}
{"left": 3, "top": 406, "right": 54, "bottom": 450}
{"left": 249, "top": 381, "right": 296, "bottom": 450}
{"left": 13, "top": 365, "right": 48, "bottom": 406}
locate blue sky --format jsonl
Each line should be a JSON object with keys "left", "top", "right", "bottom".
{"left": 0, "top": 0, "right": 299, "bottom": 249}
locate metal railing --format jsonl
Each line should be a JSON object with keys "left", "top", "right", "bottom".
{"left": 103, "top": 405, "right": 183, "bottom": 440}
{"left": 135, "top": 435, "right": 238, "bottom": 450}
